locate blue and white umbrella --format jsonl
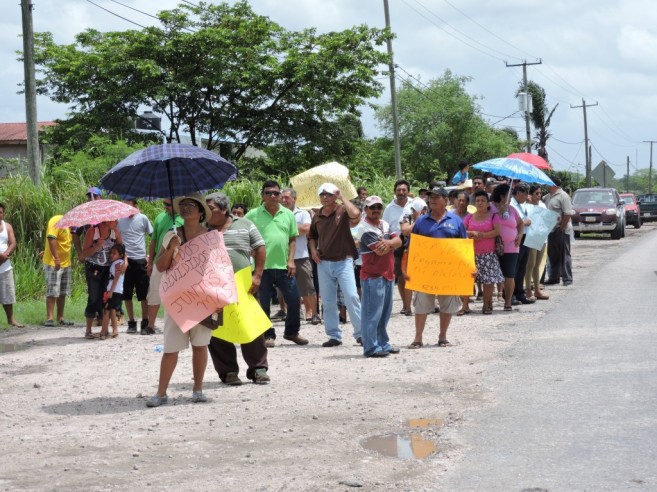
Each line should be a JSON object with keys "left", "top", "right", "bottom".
{"left": 472, "top": 157, "right": 555, "bottom": 186}
{"left": 99, "top": 143, "right": 238, "bottom": 200}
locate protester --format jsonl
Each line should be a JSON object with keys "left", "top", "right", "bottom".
{"left": 544, "top": 176, "right": 574, "bottom": 286}
{"left": 510, "top": 183, "right": 536, "bottom": 304}
{"left": 463, "top": 190, "right": 504, "bottom": 314}
{"left": 81, "top": 220, "right": 123, "bottom": 339}
{"left": 308, "top": 183, "right": 362, "bottom": 347}
{"left": 351, "top": 186, "right": 368, "bottom": 211}
{"left": 117, "top": 199, "right": 153, "bottom": 334}
{"left": 383, "top": 179, "right": 413, "bottom": 316}
{"left": 43, "top": 214, "right": 74, "bottom": 327}
{"left": 231, "top": 203, "right": 248, "bottom": 218}
{"left": 469, "top": 176, "right": 485, "bottom": 204}
{"left": 206, "top": 192, "right": 270, "bottom": 385}
{"left": 145, "top": 199, "right": 183, "bottom": 334}
{"left": 246, "top": 180, "right": 308, "bottom": 347}
{"left": 524, "top": 185, "right": 549, "bottom": 300}
{"left": 357, "top": 196, "right": 402, "bottom": 358}
{"left": 99, "top": 243, "right": 125, "bottom": 339}
{"left": 280, "top": 188, "right": 321, "bottom": 324}
{"left": 0, "top": 204, "right": 22, "bottom": 327}
{"left": 71, "top": 187, "right": 102, "bottom": 260}
{"left": 490, "top": 184, "right": 524, "bottom": 311}
{"left": 451, "top": 161, "right": 470, "bottom": 186}
{"left": 146, "top": 192, "right": 213, "bottom": 407}
{"left": 406, "top": 187, "right": 468, "bottom": 348}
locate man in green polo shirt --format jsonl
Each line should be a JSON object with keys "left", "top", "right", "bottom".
{"left": 246, "top": 180, "right": 308, "bottom": 347}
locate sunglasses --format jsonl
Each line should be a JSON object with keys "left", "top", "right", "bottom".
{"left": 319, "top": 192, "right": 334, "bottom": 198}
{"left": 263, "top": 190, "right": 281, "bottom": 197}
{"left": 368, "top": 205, "right": 383, "bottom": 210}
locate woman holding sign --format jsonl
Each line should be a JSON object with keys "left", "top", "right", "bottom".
{"left": 146, "top": 192, "right": 213, "bottom": 408}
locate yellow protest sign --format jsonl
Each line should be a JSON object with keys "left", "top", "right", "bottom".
{"left": 405, "top": 234, "right": 475, "bottom": 296}
{"left": 290, "top": 161, "right": 357, "bottom": 209}
{"left": 212, "top": 266, "right": 272, "bottom": 344}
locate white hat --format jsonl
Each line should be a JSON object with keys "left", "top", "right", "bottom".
{"left": 317, "top": 182, "right": 339, "bottom": 195}
{"left": 411, "top": 197, "right": 427, "bottom": 212}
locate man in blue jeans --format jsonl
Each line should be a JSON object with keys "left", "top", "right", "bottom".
{"left": 357, "top": 196, "right": 402, "bottom": 357}
{"left": 246, "top": 180, "right": 308, "bottom": 347}
{"left": 308, "top": 183, "right": 363, "bottom": 347}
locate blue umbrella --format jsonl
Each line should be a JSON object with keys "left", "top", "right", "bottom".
{"left": 472, "top": 157, "right": 555, "bottom": 186}
{"left": 99, "top": 143, "right": 238, "bottom": 199}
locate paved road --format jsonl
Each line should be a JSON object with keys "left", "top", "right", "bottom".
{"left": 444, "top": 230, "right": 657, "bottom": 491}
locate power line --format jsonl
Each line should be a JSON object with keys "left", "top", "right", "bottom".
{"left": 181, "top": 0, "right": 200, "bottom": 7}
{"left": 85, "top": 0, "right": 147, "bottom": 28}
{"left": 551, "top": 135, "right": 584, "bottom": 145}
{"left": 109, "top": 0, "right": 159, "bottom": 22}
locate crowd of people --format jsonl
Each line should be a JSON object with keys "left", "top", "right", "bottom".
{"left": 1, "top": 168, "right": 575, "bottom": 406}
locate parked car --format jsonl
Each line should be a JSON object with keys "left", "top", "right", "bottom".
{"left": 620, "top": 193, "right": 641, "bottom": 228}
{"left": 571, "top": 187, "right": 625, "bottom": 240}
{"left": 636, "top": 193, "right": 657, "bottom": 222}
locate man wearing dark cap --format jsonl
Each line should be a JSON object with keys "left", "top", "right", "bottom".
{"left": 543, "top": 176, "right": 574, "bottom": 286}
{"left": 406, "top": 187, "right": 468, "bottom": 349}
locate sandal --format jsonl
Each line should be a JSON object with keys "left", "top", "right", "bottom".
{"left": 110, "top": 333, "right": 119, "bottom": 338}
{"left": 437, "top": 340, "right": 452, "bottom": 347}
{"left": 59, "top": 319, "right": 75, "bottom": 326}
{"left": 407, "top": 341, "right": 423, "bottom": 349}
{"left": 457, "top": 308, "right": 471, "bottom": 316}
{"left": 535, "top": 293, "right": 550, "bottom": 300}
{"left": 503, "top": 305, "right": 513, "bottom": 311}
{"left": 482, "top": 304, "right": 493, "bottom": 315}
{"left": 84, "top": 332, "right": 99, "bottom": 340}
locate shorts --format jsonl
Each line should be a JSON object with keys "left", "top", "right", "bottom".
{"left": 146, "top": 265, "right": 163, "bottom": 306}
{"left": 394, "top": 254, "right": 404, "bottom": 278}
{"left": 413, "top": 292, "right": 461, "bottom": 315}
{"left": 44, "top": 265, "right": 72, "bottom": 297}
{"left": 104, "top": 292, "right": 123, "bottom": 311}
{"left": 0, "top": 269, "right": 16, "bottom": 304}
{"left": 162, "top": 312, "right": 212, "bottom": 353}
{"left": 122, "top": 258, "right": 150, "bottom": 301}
{"left": 294, "top": 258, "right": 316, "bottom": 297}
{"left": 498, "top": 252, "right": 519, "bottom": 278}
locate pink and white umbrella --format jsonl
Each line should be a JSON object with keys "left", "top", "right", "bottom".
{"left": 55, "top": 199, "right": 138, "bottom": 228}
{"left": 507, "top": 152, "right": 551, "bottom": 170}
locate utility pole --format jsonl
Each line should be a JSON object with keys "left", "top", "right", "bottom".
{"left": 570, "top": 99, "right": 598, "bottom": 187}
{"left": 383, "top": 0, "right": 402, "bottom": 179}
{"left": 506, "top": 59, "right": 542, "bottom": 153}
{"left": 21, "top": 0, "right": 40, "bottom": 186}
{"left": 643, "top": 140, "right": 656, "bottom": 194}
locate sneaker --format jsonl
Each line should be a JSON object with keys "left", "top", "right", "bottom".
{"left": 310, "top": 314, "right": 322, "bottom": 325}
{"left": 141, "top": 319, "right": 149, "bottom": 331}
{"left": 283, "top": 334, "right": 309, "bottom": 345}
{"left": 367, "top": 351, "right": 389, "bottom": 358}
{"left": 264, "top": 338, "right": 275, "bottom": 348}
{"left": 253, "top": 368, "right": 270, "bottom": 384}
{"left": 271, "top": 310, "right": 286, "bottom": 320}
{"left": 191, "top": 391, "right": 208, "bottom": 403}
{"left": 356, "top": 337, "right": 362, "bottom": 346}
{"left": 223, "top": 372, "right": 244, "bottom": 386}
{"left": 146, "top": 394, "right": 168, "bottom": 407}
{"left": 322, "top": 338, "right": 342, "bottom": 347}
{"left": 126, "top": 321, "right": 137, "bottom": 334}
{"left": 386, "top": 346, "right": 401, "bottom": 354}
{"left": 44, "top": 319, "right": 54, "bottom": 327}
{"left": 145, "top": 327, "right": 156, "bottom": 335}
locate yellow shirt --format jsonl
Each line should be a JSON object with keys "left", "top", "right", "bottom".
{"left": 43, "top": 215, "right": 72, "bottom": 268}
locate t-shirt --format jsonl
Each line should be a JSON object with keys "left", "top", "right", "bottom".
{"left": 463, "top": 213, "right": 496, "bottom": 255}
{"left": 357, "top": 219, "right": 398, "bottom": 281}
{"left": 293, "top": 207, "right": 311, "bottom": 260}
{"left": 223, "top": 217, "right": 265, "bottom": 272}
{"left": 451, "top": 170, "right": 469, "bottom": 185}
{"left": 491, "top": 205, "right": 520, "bottom": 253}
{"left": 152, "top": 212, "right": 184, "bottom": 254}
{"left": 107, "top": 259, "right": 124, "bottom": 294}
{"left": 43, "top": 215, "right": 72, "bottom": 268}
{"left": 308, "top": 204, "right": 358, "bottom": 261}
{"left": 411, "top": 211, "right": 467, "bottom": 239}
{"left": 383, "top": 199, "right": 412, "bottom": 234}
{"left": 118, "top": 213, "right": 153, "bottom": 260}
{"left": 246, "top": 205, "right": 298, "bottom": 270}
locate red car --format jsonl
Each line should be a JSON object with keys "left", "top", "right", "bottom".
{"left": 620, "top": 193, "right": 641, "bottom": 228}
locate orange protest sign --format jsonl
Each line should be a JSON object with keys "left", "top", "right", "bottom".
{"left": 159, "top": 230, "right": 238, "bottom": 333}
{"left": 405, "top": 234, "right": 475, "bottom": 296}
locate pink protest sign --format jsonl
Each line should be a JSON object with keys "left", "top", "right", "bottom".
{"left": 159, "top": 230, "right": 237, "bottom": 333}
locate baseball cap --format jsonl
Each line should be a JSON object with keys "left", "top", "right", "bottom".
{"left": 426, "top": 186, "right": 448, "bottom": 197}
{"left": 364, "top": 195, "right": 383, "bottom": 207}
{"left": 87, "top": 186, "right": 102, "bottom": 197}
{"left": 411, "top": 197, "right": 428, "bottom": 212}
{"left": 317, "top": 182, "right": 339, "bottom": 195}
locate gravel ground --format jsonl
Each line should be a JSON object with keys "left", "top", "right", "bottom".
{"left": 0, "top": 223, "right": 653, "bottom": 491}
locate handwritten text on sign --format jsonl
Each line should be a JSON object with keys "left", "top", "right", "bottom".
{"left": 160, "top": 230, "right": 237, "bottom": 333}
{"left": 405, "top": 234, "right": 475, "bottom": 296}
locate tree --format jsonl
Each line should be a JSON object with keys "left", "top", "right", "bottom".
{"left": 31, "top": 1, "right": 389, "bottom": 164}
{"left": 517, "top": 81, "right": 558, "bottom": 161}
{"left": 375, "top": 70, "right": 521, "bottom": 183}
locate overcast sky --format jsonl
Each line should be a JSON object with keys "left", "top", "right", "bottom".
{"left": 3, "top": 0, "right": 656, "bottom": 176}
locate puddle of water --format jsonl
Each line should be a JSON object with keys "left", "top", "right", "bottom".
{"left": 0, "top": 343, "right": 28, "bottom": 354}
{"left": 362, "top": 433, "right": 437, "bottom": 459}
{"left": 408, "top": 418, "right": 446, "bottom": 429}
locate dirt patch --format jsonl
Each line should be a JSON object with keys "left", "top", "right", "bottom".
{"left": 0, "top": 225, "right": 652, "bottom": 491}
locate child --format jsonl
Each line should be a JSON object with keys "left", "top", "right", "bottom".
{"left": 100, "top": 244, "right": 125, "bottom": 339}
